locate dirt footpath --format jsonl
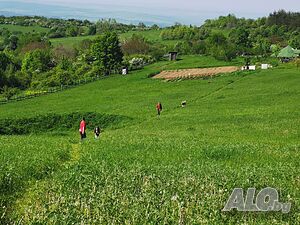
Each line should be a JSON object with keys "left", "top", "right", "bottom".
{"left": 153, "top": 66, "right": 240, "bottom": 80}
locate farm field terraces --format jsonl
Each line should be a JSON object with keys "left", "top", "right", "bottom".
{"left": 0, "top": 56, "right": 299, "bottom": 224}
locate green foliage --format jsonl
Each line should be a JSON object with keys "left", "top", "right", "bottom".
{"left": 21, "top": 49, "right": 53, "bottom": 75}
{"left": 295, "top": 58, "right": 300, "bottom": 68}
{"left": 229, "top": 28, "right": 252, "bottom": 53}
{"left": 160, "top": 26, "right": 198, "bottom": 40}
{"left": 7, "top": 35, "right": 18, "bottom": 50}
{"left": 91, "top": 32, "right": 123, "bottom": 75}
{"left": 0, "top": 112, "right": 131, "bottom": 135}
{"left": 206, "top": 33, "right": 237, "bottom": 61}
{"left": 0, "top": 52, "right": 10, "bottom": 71}
{"left": 1, "top": 86, "right": 19, "bottom": 100}
{"left": 288, "top": 34, "right": 300, "bottom": 49}
{"left": 267, "top": 10, "right": 300, "bottom": 29}
{"left": 121, "top": 34, "right": 150, "bottom": 55}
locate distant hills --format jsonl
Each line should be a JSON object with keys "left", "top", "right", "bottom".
{"left": 0, "top": 1, "right": 182, "bottom": 26}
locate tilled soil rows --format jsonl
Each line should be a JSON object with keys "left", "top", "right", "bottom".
{"left": 153, "top": 66, "right": 240, "bottom": 80}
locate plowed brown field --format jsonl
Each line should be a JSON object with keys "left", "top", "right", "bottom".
{"left": 153, "top": 66, "right": 240, "bottom": 80}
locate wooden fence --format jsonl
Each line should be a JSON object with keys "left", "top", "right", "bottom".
{"left": 0, "top": 76, "right": 107, "bottom": 105}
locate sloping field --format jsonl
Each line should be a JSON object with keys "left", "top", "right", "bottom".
{"left": 154, "top": 66, "right": 240, "bottom": 80}
{"left": 0, "top": 57, "right": 299, "bottom": 224}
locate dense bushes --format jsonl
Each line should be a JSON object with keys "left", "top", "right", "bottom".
{"left": 0, "top": 32, "right": 127, "bottom": 95}
{"left": 0, "top": 112, "right": 132, "bottom": 135}
{"left": 267, "top": 10, "right": 300, "bottom": 29}
{"left": 160, "top": 26, "right": 199, "bottom": 40}
{"left": 160, "top": 11, "right": 300, "bottom": 58}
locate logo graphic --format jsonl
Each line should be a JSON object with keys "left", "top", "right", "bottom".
{"left": 222, "top": 187, "right": 291, "bottom": 213}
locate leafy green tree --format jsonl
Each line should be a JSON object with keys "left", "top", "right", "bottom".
{"left": 207, "top": 32, "right": 227, "bottom": 46}
{"left": 121, "top": 34, "right": 150, "bottom": 55}
{"left": 0, "top": 69, "right": 6, "bottom": 88}
{"left": 289, "top": 35, "right": 300, "bottom": 49}
{"left": 88, "top": 25, "right": 97, "bottom": 35}
{"left": 91, "top": 32, "right": 123, "bottom": 75}
{"left": 229, "top": 28, "right": 251, "bottom": 54}
{"left": 0, "top": 52, "right": 10, "bottom": 71}
{"left": 8, "top": 35, "right": 18, "bottom": 50}
{"left": 67, "top": 26, "right": 78, "bottom": 37}
{"left": 21, "top": 49, "right": 53, "bottom": 75}
{"left": 252, "top": 36, "right": 271, "bottom": 56}
{"left": 138, "top": 22, "right": 146, "bottom": 29}
{"left": 149, "top": 44, "right": 166, "bottom": 61}
{"left": 151, "top": 24, "right": 160, "bottom": 30}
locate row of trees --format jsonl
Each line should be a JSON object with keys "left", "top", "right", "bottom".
{"left": 159, "top": 11, "right": 300, "bottom": 59}
{"left": 0, "top": 32, "right": 125, "bottom": 98}
{"left": 1, "top": 10, "right": 300, "bottom": 98}
{"left": 267, "top": 10, "right": 300, "bottom": 29}
{"left": 0, "top": 16, "right": 145, "bottom": 39}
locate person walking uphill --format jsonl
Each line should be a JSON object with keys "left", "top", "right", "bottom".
{"left": 156, "top": 102, "right": 162, "bottom": 116}
{"left": 79, "top": 117, "right": 86, "bottom": 140}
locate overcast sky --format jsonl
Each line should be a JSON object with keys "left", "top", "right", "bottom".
{"left": 2, "top": 0, "right": 300, "bottom": 25}
{"left": 16, "top": 0, "right": 300, "bottom": 13}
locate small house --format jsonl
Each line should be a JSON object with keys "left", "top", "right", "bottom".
{"left": 169, "top": 52, "right": 178, "bottom": 61}
{"left": 277, "top": 46, "right": 299, "bottom": 62}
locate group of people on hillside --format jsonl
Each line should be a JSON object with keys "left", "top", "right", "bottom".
{"left": 79, "top": 101, "right": 186, "bottom": 140}
{"left": 156, "top": 100, "right": 187, "bottom": 116}
{"left": 79, "top": 117, "right": 101, "bottom": 141}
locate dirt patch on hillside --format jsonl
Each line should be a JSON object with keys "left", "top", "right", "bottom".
{"left": 153, "top": 66, "right": 240, "bottom": 80}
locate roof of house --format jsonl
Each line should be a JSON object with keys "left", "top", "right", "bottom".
{"left": 294, "top": 49, "right": 300, "bottom": 54}
{"left": 277, "top": 45, "right": 299, "bottom": 58}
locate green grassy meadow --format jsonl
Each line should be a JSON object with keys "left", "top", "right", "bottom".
{"left": 50, "top": 29, "right": 178, "bottom": 47}
{"left": 0, "top": 24, "right": 49, "bottom": 33}
{"left": 0, "top": 56, "right": 299, "bottom": 224}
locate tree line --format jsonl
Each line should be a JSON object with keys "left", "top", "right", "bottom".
{"left": 0, "top": 16, "right": 143, "bottom": 38}
{"left": 1, "top": 10, "right": 300, "bottom": 99}
{"left": 0, "top": 32, "right": 126, "bottom": 99}
{"left": 160, "top": 11, "right": 300, "bottom": 58}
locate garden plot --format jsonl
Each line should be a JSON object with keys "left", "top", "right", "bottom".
{"left": 153, "top": 66, "right": 240, "bottom": 80}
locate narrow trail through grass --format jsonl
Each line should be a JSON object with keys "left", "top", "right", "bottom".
{"left": 70, "top": 143, "right": 81, "bottom": 164}
{"left": 12, "top": 140, "right": 83, "bottom": 220}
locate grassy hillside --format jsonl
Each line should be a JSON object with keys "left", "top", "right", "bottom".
{"left": 50, "top": 29, "right": 177, "bottom": 47}
{"left": 49, "top": 34, "right": 98, "bottom": 47}
{"left": 0, "top": 24, "right": 49, "bottom": 33}
{"left": 0, "top": 56, "right": 299, "bottom": 224}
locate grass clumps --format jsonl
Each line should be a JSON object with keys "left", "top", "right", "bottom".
{"left": 0, "top": 112, "right": 132, "bottom": 135}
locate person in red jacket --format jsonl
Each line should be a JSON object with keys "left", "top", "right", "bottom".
{"left": 79, "top": 117, "right": 86, "bottom": 140}
{"left": 156, "top": 102, "right": 162, "bottom": 116}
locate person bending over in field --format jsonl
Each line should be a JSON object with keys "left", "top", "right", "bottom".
{"left": 94, "top": 126, "right": 101, "bottom": 139}
{"left": 156, "top": 102, "right": 162, "bottom": 116}
{"left": 79, "top": 117, "right": 86, "bottom": 140}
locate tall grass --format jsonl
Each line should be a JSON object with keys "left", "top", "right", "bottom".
{"left": 0, "top": 56, "right": 299, "bottom": 223}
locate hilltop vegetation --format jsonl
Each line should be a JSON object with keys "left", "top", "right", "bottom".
{"left": 0, "top": 10, "right": 300, "bottom": 101}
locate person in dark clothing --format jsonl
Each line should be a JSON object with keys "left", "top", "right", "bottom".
{"left": 94, "top": 126, "right": 101, "bottom": 139}
{"left": 156, "top": 102, "right": 162, "bottom": 116}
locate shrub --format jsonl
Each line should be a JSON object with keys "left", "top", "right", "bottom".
{"left": 0, "top": 112, "right": 132, "bottom": 135}
{"left": 1, "top": 86, "right": 20, "bottom": 100}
